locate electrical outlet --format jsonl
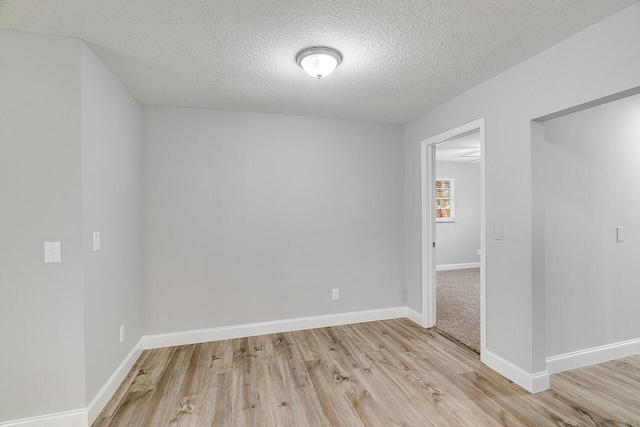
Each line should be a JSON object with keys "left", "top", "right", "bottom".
{"left": 120, "top": 325, "right": 125, "bottom": 343}
{"left": 477, "top": 248, "right": 481, "bottom": 256}
{"left": 332, "top": 288, "right": 339, "bottom": 300}
{"left": 93, "top": 231, "right": 101, "bottom": 251}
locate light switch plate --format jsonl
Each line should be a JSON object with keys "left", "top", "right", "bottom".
{"left": 494, "top": 225, "right": 504, "bottom": 241}
{"left": 44, "top": 242, "right": 61, "bottom": 263}
{"left": 93, "top": 231, "right": 101, "bottom": 251}
{"left": 617, "top": 226, "right": 624, "bottom": 242}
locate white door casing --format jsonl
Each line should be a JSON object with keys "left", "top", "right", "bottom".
{"left": 420, "top": 118, "right": 487, "bottom": 361}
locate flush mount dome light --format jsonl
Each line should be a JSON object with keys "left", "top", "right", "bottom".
{"left": 296, "top": 46, "right": 342, "bottom": 79}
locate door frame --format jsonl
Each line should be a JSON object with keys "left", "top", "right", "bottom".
{"left": 420, "top": 118, "right": 486, "bottom": 359}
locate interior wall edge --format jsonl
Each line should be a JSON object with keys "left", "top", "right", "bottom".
{"left": 483, "top": 350, "right": 550, "bottom": 393}
{"left": 86, "top": 339, "right": 144, "bottom": 425}
{"left": 405, "top": 307, "right": 423, "bottom": 326}
{"left": 2, "top": 337, "right": 143, "bottom": 427}
{"left": 534, "top": 84, "right": 640, "bottom": 122}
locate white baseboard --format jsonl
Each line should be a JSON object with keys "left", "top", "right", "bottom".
{"left": 87, "top": 338, "right": 144, "bottom": 425}
{"left": 1, "top": 339, "right": 144, "bottom": 427}
{"left": 404, "top": 307, "right": 423, "bottom": 326}
{"left": 483, "top": 350, "right": 549, "bottom": 393}
{"left": 3, "top": 307, "right": 408, "bottom": 427}
{"left": 546, "top": 337, "right": 640, "bottom": 374}
{"left": 436, "top": 262, "right": 480, "bottom": 271}
{"left": 8, "top": 307, "right": 559, "bottom": 426}
{"left": 143, "top": 306, "right": 408, "bottom": 350}
{"left": 0, "top": 410, "right": 87, "bottom": 427}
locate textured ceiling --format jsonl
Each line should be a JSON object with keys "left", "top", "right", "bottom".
{"left": 0, "top": 1, "right": 636, "bottom": 123}
{"left": 436, "top": 131, "right": 480, "bottom": 163}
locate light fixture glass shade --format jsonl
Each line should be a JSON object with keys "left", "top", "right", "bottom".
{"left": 296, "top": 47, "right": 342, "bottom": 79}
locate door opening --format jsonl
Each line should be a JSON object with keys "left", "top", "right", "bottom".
{"left": 420, "top": 119, "right": 486, "bottom": 361}
{"left": 434, "top": 134, "right": 482, "bottom": 353}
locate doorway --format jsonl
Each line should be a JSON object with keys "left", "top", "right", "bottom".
{"left": 434, "top": 135, "right": 481, "bottom": 352}
{"left": 421, "top": 119, "right": 486, "bottom": 360}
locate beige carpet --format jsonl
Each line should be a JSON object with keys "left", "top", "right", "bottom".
{"left": 436, "top": 268, "right": 480, "bottom": 353}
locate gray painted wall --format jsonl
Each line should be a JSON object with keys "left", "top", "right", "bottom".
{"left": 404, "top": 3, "right": 640, "bottom": 374}
{"left": 0, "top": 30, "right": 86, "bottom": 421}
{"left": 543, "top": 93, "right": 640, "bottom": 357}
{"left": 81, "top": 43, "right": 143, "bottom": 403}
{"left": 435, "top": 161, "right": 480, "bottom": 266}
{"left": 3, "top": 4, "right": 640, "bottom": 421}
{"left": 142, "top": 106, "right": 404, "bottom": 334}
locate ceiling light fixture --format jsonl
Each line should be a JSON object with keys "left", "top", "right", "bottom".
{"left": 296, "top": 47, "right": 342, "bottom": 79}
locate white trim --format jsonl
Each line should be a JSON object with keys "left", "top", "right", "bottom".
{"left": 3, "top": 307, "right": 553, "bottom": 426}
{"left": 420, "top": 118, "right": 486, "bottom": 361}
{"left": 484, "top": 350, "right": 550, "bottom": 393}
{"left": 143, "top": 307, "right": 408, "bottom": 349}
{"left": 86, "top": 338, "right": 144, "bottom": 425}
{"left": 0, "top": 410, "right": 87, "bottom": 427}
{"left": 436, "top": 218, "right": 455, "bottom": 223}
{"left": 3, "top": 308, "right": 407, "bottom": 426}
{"left": 479, "top": 120, "right": 486, "bottom": 359}
{"left": 546, "top": 337, "right": 640, "bottom": 374}
{"left": 420, "top": 140, "right": 436, "bottom": 328}
{"left": 436, "top": 262, "right": 480, "bottom": 271}
{"left": 1, "top": 339, "right": 145, "bottom": 427}
{"left": 404, "top": 307, "right": 423, "bottom": 326}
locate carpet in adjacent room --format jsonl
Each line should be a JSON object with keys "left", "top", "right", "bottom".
{"left": 436, "top": 268, "right": 480, "bottom": 353}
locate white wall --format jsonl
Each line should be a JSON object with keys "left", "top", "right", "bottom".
{"left": 404, "top": 2, "right": 640, "bottom": 378}
{"left": 3, "top": 5, "right": 640, "bottom": 420}
{"left": 435, "top": 161, "right": 480, "bottom": 266}
{"left": 0, "top": 30, "right": 144, "bottom": 424}
{"left": 543, "top": 93, "right": 640, "bottom": 358}
{"left": 81, "top": 43, "right": 143, "bottom": 404}
{"left": 0, "top": 30, "right": 85, "bottom": 421}
{"left": 142, "top": 106, "right": 404, "bottom": 335}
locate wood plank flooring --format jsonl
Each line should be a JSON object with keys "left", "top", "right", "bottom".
{"left": 94, "top": 319, "right": 640, "bottom": 426}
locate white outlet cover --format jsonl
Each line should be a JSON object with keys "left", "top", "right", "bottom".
{"left": 332, "top": 289, "right": 340, "bottom": 300}
{"left": 93, "top": 231, "right": 101, "bottom": 251}
{"left": 44, "top": 242, "right": 61, "bottom": 263}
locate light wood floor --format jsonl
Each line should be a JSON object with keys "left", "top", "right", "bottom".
{"left": 94, "top": 319, "right": 640, "bottom": 426}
